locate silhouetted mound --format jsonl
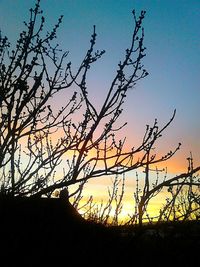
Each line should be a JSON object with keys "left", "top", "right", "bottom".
{"left": 0, "top": 196, "right": 200, "bottom": 266}
{"left": 0, "top": 196, "right": 115, "bottom": 266}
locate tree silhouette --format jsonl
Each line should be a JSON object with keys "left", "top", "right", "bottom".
{"left": 130, "top": 135, "right": 200, "bottom": 225}
{"left": 0, "top": 0, "right": 147, "bottom": 197}
{"left": 157, "top": 154, "right": 200, "bottom": 222}
{"left": 75, "top": 115, "right": 200, "bottom": 226}
{"left": 0, "top": 0, "right": 199, "bottom": 224}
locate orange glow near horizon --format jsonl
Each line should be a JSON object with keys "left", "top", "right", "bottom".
{"left": 17, "top": 115, "right": 199, "bottom": 224}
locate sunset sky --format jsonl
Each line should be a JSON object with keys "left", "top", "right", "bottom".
{"left": 0, "top": 0, "right": 199, "bottom": 220}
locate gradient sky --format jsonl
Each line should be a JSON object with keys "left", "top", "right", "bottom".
{"left": 0, "top": 0, "right": 199, "bottom": 219}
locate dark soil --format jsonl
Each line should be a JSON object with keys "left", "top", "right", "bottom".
{"left": 0, "top": 196, "right": 200, "bottom": 266}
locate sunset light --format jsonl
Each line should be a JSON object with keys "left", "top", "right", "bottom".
{"left": 1, "top": 1, "right": 200, "bottom": 266}
{"left": 0, "top": 0, "right": 199, "bottom": 223}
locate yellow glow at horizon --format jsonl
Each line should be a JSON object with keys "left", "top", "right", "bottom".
{"left": 15, "top": 104, "right": 199, "bottom": 224}
{"left": 72, "top": 175, "right": 169, "bottom": 224}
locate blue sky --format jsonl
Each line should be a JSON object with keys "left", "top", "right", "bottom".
{"left": 0, "top": 0, "right": 199, "bottom": 176}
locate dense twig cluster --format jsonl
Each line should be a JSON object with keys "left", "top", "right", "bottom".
{"left": 0, "top": 1, "right": 149, "bottom": 197}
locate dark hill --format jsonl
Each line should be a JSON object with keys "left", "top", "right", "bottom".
{"left": 0, "top": 196, "right": 200, "bottom": 266}
{"left": 0, "top": 196, "right": 117, "bottom": 266}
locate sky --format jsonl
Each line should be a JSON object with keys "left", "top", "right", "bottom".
{"left": 0, "top": 0, "right": 199, "bottom": 220}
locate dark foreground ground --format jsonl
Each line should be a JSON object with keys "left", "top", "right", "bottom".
{"left": 0, "top": 197, "right": 200, "bottom": 266}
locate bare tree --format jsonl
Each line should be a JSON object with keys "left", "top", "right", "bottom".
{"left": 158, "top": 154, "right": 200, "bottom": 222}
{"left": 73, "top": 113, "right": 200, "bottom": 226}
{"left": 1, "top": 0, "right": 199, "bottom": 227}
{"left": 0, "top": 0, "right": 149, "bottom": 198}
{"left": 126, "top": 142, "right": 200, "bottom": 226}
